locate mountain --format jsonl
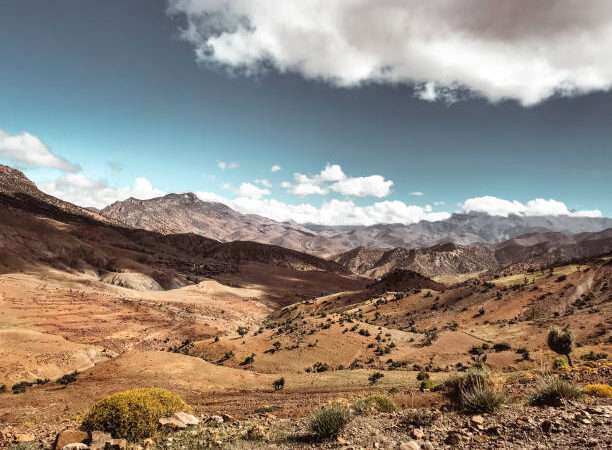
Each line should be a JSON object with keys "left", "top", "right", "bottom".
{"left": 335, "top": 230, "right": 612, "bottom": 279}
{"left": 100, "top": 192, "right": 612, "bottom": 257}
{"left": 334, "top": 242, "right": 498, "bottom": 279}
{"left": 0, "top": 165, "right": 354, "bottom": 293}
{"left": 101, "top": 193, "right": 336, "bottom": 255}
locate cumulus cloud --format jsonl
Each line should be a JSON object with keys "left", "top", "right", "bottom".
{"left": 0, "top": 129, "right": 80, "bottom": 172}
{"left": 40, "top": 173, "right": 165, "bottom": 209}
{"left": 168, "top": 0, "right": 612, "bottom": 105}
{"left": 217, "top": 160, "right": 239, "bottom": 170}
{"left": 236, "top": 182, "right": 270, "bottom": 199}
{"left": 271, "top": 164, "right": 281, "bottom": 172}
{"left": 462, "top": 196, "right": 602, "bottom": 218}
{"left": 195, "top": 191, "right": 449, "bottom": 226}
{"left": 282, "top": 163, "right": 393, "bottom": 197}
{"left": 254, "top": 178, "right": 272, "bottom": 188}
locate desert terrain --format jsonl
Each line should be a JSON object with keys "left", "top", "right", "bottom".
{"left": 0, "top": 165, "right": 610, "bottom": 449}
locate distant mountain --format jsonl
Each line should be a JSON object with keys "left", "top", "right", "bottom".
{"left": 101, "top": 192, "right": 612, "bottom": 258}
{"left": 334, "top": 243, "right": 498, "bottom": 279}
{"left": 101, "top": 193, "right": 335, "bottom": 255}
{"left": 335, "top": 230, "right": 612, "bottom": 279}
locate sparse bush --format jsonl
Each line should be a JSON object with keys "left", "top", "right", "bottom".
{"left": 547, "top": 327, "right": 575, "bottom": 367}
{"left": 493, "top": 342, "right": 511, "bottom": 352}
{"left": 460, "top": 379, "right": 505, "bottom": 413}
{"left": 441, "top": 368, "right": 504, "bottom": 412}
{"left": 529, "top": 377, "right": 583, "bottom": 406}
{"left": 57, "top": 371, "right": 78, "bottom": 386}
{"left": 416, "top": 370, "right": 430, "bottom": 381}
{"left": 240, "top": 353, "right": 255, "bottom": 366}
{"left": 584, "top": 384, "right": 612, "bottom": 398}
{"left": 272, "top": 377, "right": 285, "bottom": 391}
{"left": 81, "top": 387, "right": 190, "bottom": 441}
{"left": 309, "top": 403, "right": 352, "bottom": 439}
{"left": 419, "top": 379, "right": 436, "bottom": 391}
{"left": 400, "top": 409, "right": 440, "bottom": 428}
{"left": 237, "top": 326, "right": 249, "bottom": 337}
{"left": 353, "top": 394, "right": 396, "bottom": 415}
{"left": 368, "top": 371, "right": 384, "bottom": 385}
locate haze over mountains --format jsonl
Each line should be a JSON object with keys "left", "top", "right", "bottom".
{"left": 102, "top": 191, "right": 612, "bottom": 259}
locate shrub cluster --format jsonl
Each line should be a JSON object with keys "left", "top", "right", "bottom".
{"left": 81, "top": 387, "right": 190, "bottom": 441}
{"left": 309, "top": 403, "right": 352, "bottom": 439}
{"left": 353, "top": 395, "right": 397, "bottom": 415}
{"left": 529, "top": 377, "right": 583, "bottom": 406}
{"left": 442, "top": 368, "right": 504, "bottom": 413}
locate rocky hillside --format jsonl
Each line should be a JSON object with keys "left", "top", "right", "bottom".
{"left": 0, "top": 166, "right": 351, "bottom": 288}
{"left": 101, "top": 193, "right": 333, "bottom": 255}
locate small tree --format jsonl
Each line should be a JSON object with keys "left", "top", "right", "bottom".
{"left": 547, "top": 326, "right": 575, "bottom": 367}
{"left": 237, "top": 326, "right": 249, "bottom": 338}
{"left": 368, "top": 371, "right": 384, "bottom": 385}
{"left": 273, "top": 377, "right": 285, "bottom": 391}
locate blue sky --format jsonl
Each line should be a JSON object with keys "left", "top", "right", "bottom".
{"left": 1, "top": 0, "right": 611, "bottom": 224}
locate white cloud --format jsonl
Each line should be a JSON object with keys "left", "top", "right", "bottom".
{"left": 217, "top": 160, "right": 239, "bottom": 170}
{"left": 40, "top": 173, "right": 165, "bottom": 209}
{"left": 209, "top": 195, "right": 450, "bottom": 226}
{"left": 169, "top": 0, "right": 612, "bottom": 106}
{"left": 410, "top": 191, "right": 425, "bottom": 197}
{"left": 271, "top": 164, "right": 281, "bottom": 172}
{"left": 0, "top": 129, "right": 80, "bottom": 172}
{"left": 462, "top": 196, "right": 602, "bottom": 218}
{"left": 283, "top": 163, "right": 393, "bottom": 197}
{"left": 236, "top": 182, "right": 270, "bottom": 199}
{"left": 331, "top": 175, "right": 393, "bottom": 198}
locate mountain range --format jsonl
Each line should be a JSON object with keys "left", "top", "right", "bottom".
{"left": 102, "top": 191, "right": 612, "bottom": 258}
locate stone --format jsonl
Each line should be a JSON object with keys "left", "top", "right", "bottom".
{"left": 399, "top": 441, "right": 420, "bottom": 450}
{"left": 62, "top": 444, "right": 89, "bottom": 450}
{"left": 208, "top": 415, "right": 224, "bottom": 424}
{"left": 174, "top": 411, "right": 199, "bottom": 426}
{"left": 159, "top": 417, "right": 188, "bottom": 430}
{"left": 410, "top": 428, "right": 425, "bottom": 439}
{"left": 55, "top": 430, "right": 90, "bottom": 450}
{"left": 91, "top": 432, "right": 112, "bottom": 444}
{"left": 143, "top": 438, "right": 155, "bottom": 450}
{"left": 445, "top": 432, "right": 461, "bottom": 445}
{"left": 541, "top": 419, "right": 553, "bottom": 433}
{"left": 471, "top": 415, "right": 485, "bottom": 426}
{"left": 103, "top": 439, "right": 127, "bottom": 450}
{"left": 421, "top": 442, "right": 434, "bottom": 450}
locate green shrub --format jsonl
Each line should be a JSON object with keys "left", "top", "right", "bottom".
{"left": 309, "top": 403, "right": 352, "bottom": 439}
{"left": 530, "top": 377, "right": 583, "bottom": 406}
{"left": 553, "top": 357, "right": 569, "bottom": 370}
{"left": 81, "top": 387, "right": 190, "bottom": 441}
{"left": 442, "top": 368, "right": 504, "bottom": 413}
{"left": 353, "top": 395, "right": 397, "bottom": 415}
{"left": 493, "top": 342, "right": 511, "bottom": 352}
{"left": 459, "top": 379, "right": 505, "bottom": 413}
{"left": 368, "top": 371, "right": 384, "bottom": 385}
{"left": 416, "top": 370, "right": 430, "bottom": 381}
{"left": 272, "top": 377, "right": 285, "bottom": 391}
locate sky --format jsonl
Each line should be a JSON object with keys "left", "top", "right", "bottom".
{"left": 1, "top": 0, "right": 611, "bottom": 225}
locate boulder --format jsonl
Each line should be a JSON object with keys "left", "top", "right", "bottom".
{"left": 55, "top": 430, "right": 89, "bottom": 450}
{"left": 159, "top": 417, "right": 188, "bottom": 430}
{"left": 174, "top": 411, "right": 199, "bottom": 426}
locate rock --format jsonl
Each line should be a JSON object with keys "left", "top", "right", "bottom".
{"left": 159, "top": 417, "right": 188, "bottom": 430}
{"left": 55, "top": 429, "right": 89, "bottom": 450}
{"left": 471, "top": 415, "right": 485, "bottom": 426}
{"left": 399, "top": 441, "right": 420, "bottom": 450}
{"left": 541, "top": 419, "right": 553, "bottom": 433}
{"left": 208, "top": 415, "right": 224, "bottom": 424}
{"left": 420, "top": 442, "right": 434, "bottom": 450}
{"left": 143, "top": 438, "right": 155, "bottom": 450}
{"left": 445, "top": 432, "right": 462, "bottom": 445}
{"left": 62, "top": 444, "right": 89, "bottom": 450}
{"left": 103, "top": 439, "right": 127, "bottom": 450}
{"left": 91, "top": 432, "right": 112, "bottom": 444}
{"left": 174, "top": 411, "right": 199, "bottom": 426}
{"left": 410, "top": 428, "right": 425, "bottom": 439}
{"left": 245, "top": 424, "right": 268, "bottom": 441}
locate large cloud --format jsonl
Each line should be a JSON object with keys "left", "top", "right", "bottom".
{"left": 462, "top": 196, "right": 602, "bottom": 218}
{"left": 196, "top": 191, "right": 450, "bottom": 226}
{"left": 282, "top": 163, "right": 393, "bottom": 198}
{"left": 0, "top": 129, "right": 80, "bottom": 172}
{"left": 41, "top": 173, "right": 165, "bottom": 209}
{"left": 168, "top": 0, "right": 612, "bottom": 105}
